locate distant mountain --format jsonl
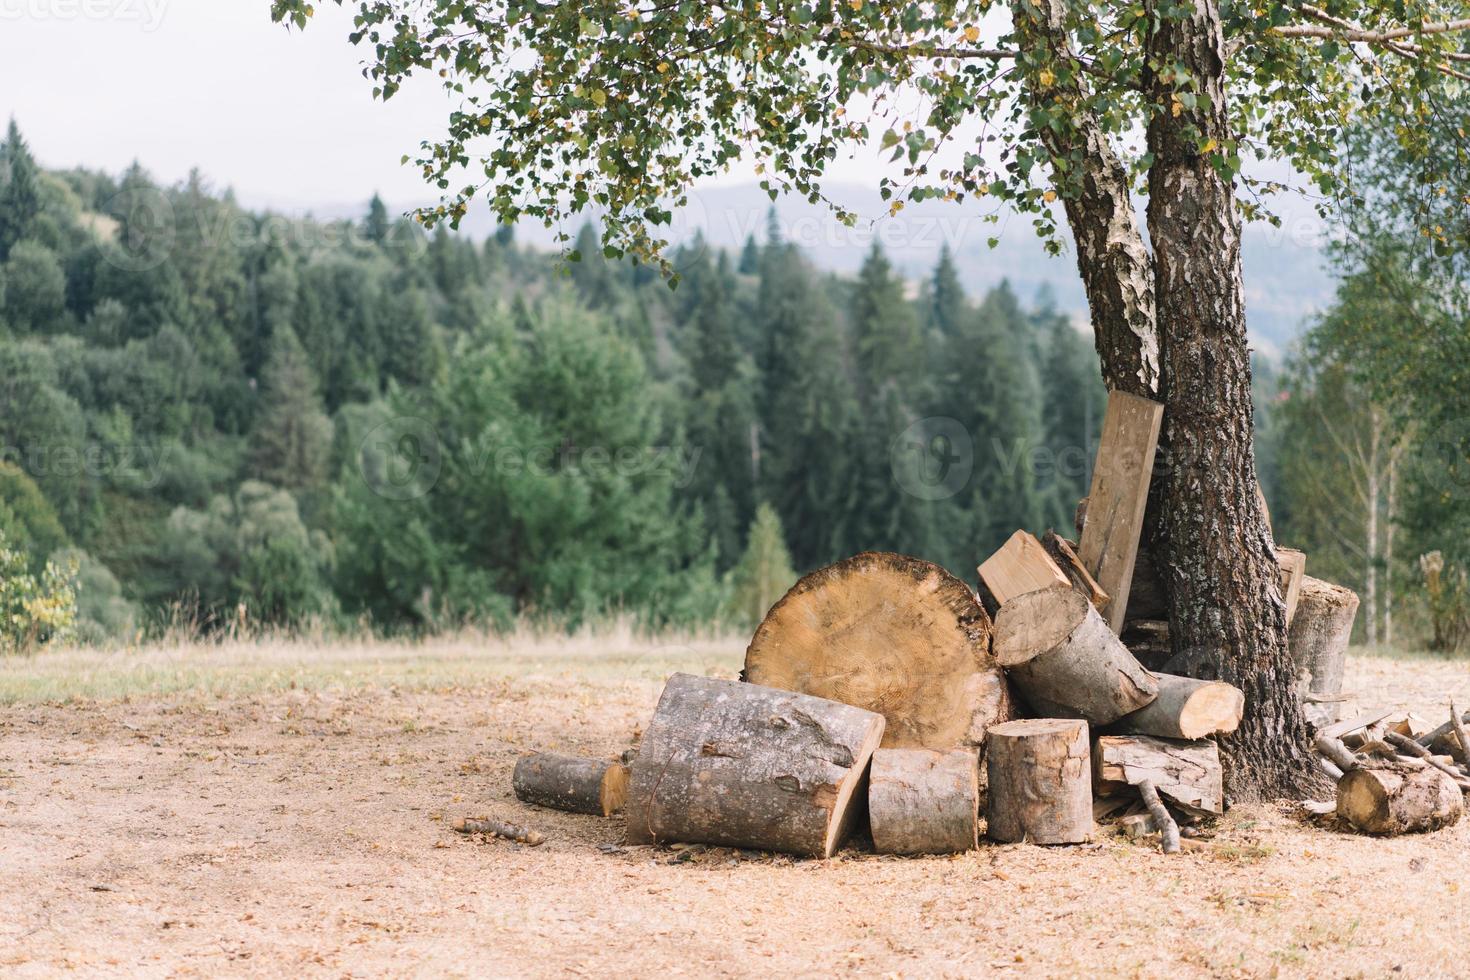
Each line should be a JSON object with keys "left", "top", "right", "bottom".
{"left": 289, "top": 181, "right": 1336, "bottom": 353}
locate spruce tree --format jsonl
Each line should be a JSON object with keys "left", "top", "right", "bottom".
{"left": 250, "top": 325, "right": 334, "bottom": 491}
{"left": 364, "top": 193, "right": 390, "bottom": 244}
{"left": 724, "top": 502, "right": 797, "bottom": 627}
{"left": 0, "top": 119, "right": 41, "bottom": 261}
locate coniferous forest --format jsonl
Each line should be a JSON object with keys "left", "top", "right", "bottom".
{"left": 0, "top": 122, "right": 1108, "bottom": 641}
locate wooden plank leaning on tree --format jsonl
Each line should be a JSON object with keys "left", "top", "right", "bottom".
{"left": 743, "top": 552, "right": 1014, "bottom": 751}
{"left": 977, "top": 529, "right": 1071, "bottom": 612}
{"left": 625, "top": 673, "right": 885, "bottom": 858}
{"left": 1076, "top": 391, "right": 1164, "bottom": 633}
{"left": 1277, "top": 547, "right": 1307, "bottom": 626}
{"left": 512, "top": 752, "right": 629, "bottom": 817}
{"left": 1093, "top": 734, "right": 1224, "bottom": 816}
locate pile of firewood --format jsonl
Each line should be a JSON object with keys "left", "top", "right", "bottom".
{"left": 462, "top": 391, "right": 1457, "bottom": 855}
{"left": 1311, "top": 708, "right": 1469, "bottom": 834}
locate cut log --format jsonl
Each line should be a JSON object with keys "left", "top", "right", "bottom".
{"left": 1111, "top": 673, "right": 1244, "bottom": 740}
{"left": 868, "top": 748, "right": 979, "bottom": 855}
{"left": 1077, "top": 390, "right": 1164, "bottom": 632}
{"left": 743, "top": 552, "right": 1014, "bottom": 750}
{"left": 1093, "top": 735, "right": 1224, "bottom": 815}
{"left": 978, "top": 530, "right": 1071, "bottom": 613}
{"left": 512, "top": 752, "right": 629, "bottom": 817}
{"left": 1287, "top": 576, "right": 1360, "bottom": 728}
{"left": 1277, "top": 548, "right": 1307, "bottom": 626}
{"left": 625, "top": 673, "right": 885, "bottom": 858}
{"left": 1041, "top": 530, "right": 1109, "bottom": 611}
{"left": 1314, "top": 735, "right": 1361, "bottom": 774}
{"left": 993, "top": 587, "right": 1158, "bottom": 724}
{"left": 1337, "top": 763, "right": 1464, "bottom": 834}
{"left": 986, "top": 719, "right": 1092, "bottom": 845}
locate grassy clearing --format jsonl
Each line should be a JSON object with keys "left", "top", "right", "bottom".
{"left": 0, "top": 620, "right": 746, "bottom": 704}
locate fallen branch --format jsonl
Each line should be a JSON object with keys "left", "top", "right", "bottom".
{"left": 1137, "top": 780, "right": 1180, "bottom": 854}
{"left": 452, "top": 816, "right": 547, "bottom": 845}
{"left": 1415, "top": 708, "right": 1470, "bottom": 749}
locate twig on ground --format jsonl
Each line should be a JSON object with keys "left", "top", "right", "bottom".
{"left": 1137, "top": 780, "right": 1180, "bottom": 855}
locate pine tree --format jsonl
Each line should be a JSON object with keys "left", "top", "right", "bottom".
{"left": 737, "top": 233, "right": 760, "bottom": 275}
{"left": 364, "top": 193, "right": 390, "bottom": 244}
{"left": 851, "top": 245, "right": 923, "bottom": 400}
{"left": 569, "top": 222, "right": 613, "bottom": 307}
{"left": 250, "top": 325, "right": 333, "bottom": 491}
{"left": 724, "top": 502, "right": 797, "bottom": 627}
{"left": 1038, "top": 309, "right": 1105, "bottom": 525}
{"left": 0, "top": 119, "right": 41, "bottom": 261}
{"left": 928, "top": 245, "right": 966, "bottom": 339}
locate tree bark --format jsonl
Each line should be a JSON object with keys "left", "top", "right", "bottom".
{"left": 1141, "top": 0, "right": 1320, "bottom": 800}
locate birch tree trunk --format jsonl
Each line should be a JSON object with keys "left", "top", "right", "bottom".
{"left": 1139, "top": 0, "right": 1319, "bottom": 799}
{"left": 1364, "top": 408, "right": 1381, "bottom": 645}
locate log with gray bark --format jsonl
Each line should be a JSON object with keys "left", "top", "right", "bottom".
{"left": 1337, "top": 763, "right": 1464, "bottom": 835}
{"left": 625, "top": 673, "right": 885, "bottom": 858}
{"left": 452, "top": 816, "right": 546, "bottom": 845}
{"left": 985, "top": 718, "right": 1092, "bottom": 845}
{"left": 1093, "top": 734, "right": 1224, "bottom": 815}
{"left": 992, "top": 586, "right": 1158, "bottom": 725}
{"left": 743, "top": 552, "right": 1014, "bottom": 751}
{"left": 512, "top": 752, "right": 629, "bottom": 817}
{"left": 867, "top": 748, "right": 979, "bottom": 855}
{"left": 1287, "top": 576, "right": 1360, "bottom": 727}
{"left": 1110, "top": 673, "right": 1243, "bottom": 740}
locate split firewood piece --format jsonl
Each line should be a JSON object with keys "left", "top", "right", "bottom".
{"left": 1287, "top": 576, "right": 1360, "bottom": 728}
{"left": 1111, "top": 673, "right": 1244, "bottom": 740}
{"left": 452, "top": 816, "right": 546, "bottom": 845}
{"left": 1136, "top": 780, "right": 1181, "bottom": 854}
{"left": 1320, "top": 709, "right": 1394, "bottom": 742}
{"left": 868, "top": 748, "right": 979, "bottom": 855}
{"left": 986, "top": 718, "right": 1092, "bottom": 845}
{"left": 993, "top": 587, "right": 1158, "bottom": 725}
{"left": 625, "top": 673, "right": 885, "bottom": 858}
{"left": 1040, "top": 530, "right": 1109, "bottom": 611}
{"left": 512, "top": 752, "right": 630, "bottom": 817}
{"left": 1116, "top": 812, "right": 1157, "bottom": 838}
{"left": 743, "top": 552, "right": 1014, "bottom": 750}
{"left": 977, "top": 530, "right": 1071, "bottom": 612}
{"left": 1384, "top": 731, "right": 1470, "bottom": 791}
{"left": 1337, "top": 763, "right": 1464, "bottom": 834}
{"left": 1093, "top": 735, "right": 1224, "bottom": 815}
{"left": 1276, "top": 548, "right": 1307, "bottom": 626}
{"left": 1077, "top": 391, "right": 1164, "bottom": 632}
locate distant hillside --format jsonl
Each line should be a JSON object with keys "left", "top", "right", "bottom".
{"left": 286, "top": 181, "right": 1335, "bottom": 354}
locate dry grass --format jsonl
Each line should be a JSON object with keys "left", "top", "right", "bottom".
{"left": 2, "top": 638, "right": 1469, "bottom": 977}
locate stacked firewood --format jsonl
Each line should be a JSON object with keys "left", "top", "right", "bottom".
{"left": 469, "top": 391, "right": 1442, "bottom": 855}
{"left": 1312, "top": 709, "right": 1469, "bottom": 834}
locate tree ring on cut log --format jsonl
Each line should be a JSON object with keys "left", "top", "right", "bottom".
{"left": 992, "top": 587, "right": 1092, "bottom": 667}
{"left": 743, "top": 552, "right": 1010, "bottom": 749}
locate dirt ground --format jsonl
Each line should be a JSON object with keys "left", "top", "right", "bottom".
{"left": 2, "top": 640, "right": 1469, "bottom": 978}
